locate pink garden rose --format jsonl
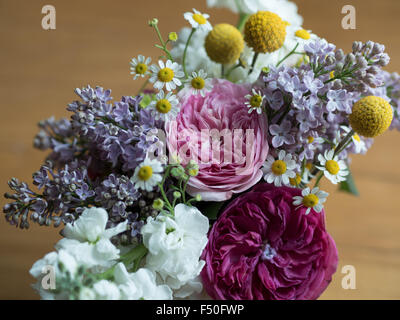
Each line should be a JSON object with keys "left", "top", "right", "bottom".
{"left": 201, "top": 184, "right": 338, "bottom": 300}
{"left": 166, "top": 79, "right": 268, "bottom": 201}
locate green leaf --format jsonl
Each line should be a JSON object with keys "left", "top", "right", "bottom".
{"left": 139, "top": 94, "right": 154, "bottom": 108}
{"left": 195, "top": 201, "right": 225, "bottom": 220}
{"left": 339, "top": 170, "right": 360, "bottom": 196}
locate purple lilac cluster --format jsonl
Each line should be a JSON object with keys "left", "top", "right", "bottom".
{"left": 260, "top": 39, "right": 394, "bottom": 166}
{"left": 383, "top": 71, "right": 400, "bottom": 130}
{"left": 3, "top": 86, "right": 164, "bottom": 244}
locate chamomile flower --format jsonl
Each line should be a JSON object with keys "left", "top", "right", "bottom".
{"left": 293, "top": 187, "right": 329, "bottom": 215}
{"left": 245, "top": 89, "right": 265, "bottom": 114}
{"left": 316, "top": 150, "right": 348, "bottom": 184}
{"left": 185, "top": 70, "right": 213, "bottom": 97}
{"left": 302, "top": 162, "right": 315, "bottom": 184}
{"left": 130, "top": 55, "right": 151, "bottom": 80}
{"left": 341, "top": 126, "right": 367, "bottom": 154}
{"left": 131, "top": 158, "right": 163, "bottom": 192}
{"left": 184, "top": 9, "right": 212, "bottom": 32}
{"left": 149, "top": 60, "right": 184, "bottom": 91}
{"left": 148, "top": 90, "right": 180, "bottom": 121}
{"left": 263, "top": 150, "right": 297, "bottom": 187}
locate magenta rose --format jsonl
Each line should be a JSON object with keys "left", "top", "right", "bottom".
{"left": 166, "top": 79, "right": 268, "bottom": 201}
{"left": 201, "top": 184, "right": 338, "bottom": 300}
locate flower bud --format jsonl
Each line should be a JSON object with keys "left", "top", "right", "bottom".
{"left": 152, "top": 198, "right": 164, "bottom": 210}
{"left": 168, "top": 32, "right": 178, "bottom": 42}
{"left": 352, "top": 41, "right": 363, "bottom": 53}
{"left": 335, "top": 49, "right": 345, "bottom": 61}
{"left": 148, "top": 18, "right": 159, "bottom": 27}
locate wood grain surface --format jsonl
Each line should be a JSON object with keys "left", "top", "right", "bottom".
{"left": 0, "top": 0, "right": 399, "bottom": 299}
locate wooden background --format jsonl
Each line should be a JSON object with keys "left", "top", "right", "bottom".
{"left": 0, "top": 0, "right": 400, "bottom": 299}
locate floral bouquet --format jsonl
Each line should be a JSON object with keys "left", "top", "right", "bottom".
{"left": 3, "top": 0, "right": 400, "bottom": 300}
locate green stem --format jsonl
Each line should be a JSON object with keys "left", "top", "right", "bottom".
{"left": 313, "top": 171, "right": 324, "bottom": 188}
{"left": 225, "top": 61, "right": 244, "bottom": 78}
{"left": 236, "top": 13, "right": 249, "bottom": 32}
{"left": 137, "top": 78, "right": 149, "bottom": 95}
{"left": 182, "top": 29, "right": 196, "bottom": 78}
{"left": 248, "top": 52, "right": 259, "bottom": 75}
{"left": 276, "top": 43, "right": 300, "bottom": 67}
{"left": 182, "top": 179, "right": 188, "bottom": 204}
{"left": 153, "top": 24, "right": 173, "bottom": 61}
{"left": 119, "top": 244, "right": 148, "bottom": 272}
{"left": 334, "top": 130, "right": 355, "bottom": 157}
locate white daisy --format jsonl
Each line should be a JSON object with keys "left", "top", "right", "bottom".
{"left": 263, "top": 150, "right": 297, "bottom": 187}
{"left": 130, "top": 55, "right": 151, "bottom": 80}
{"left": 245, "top": 89, "right": 265, "bottom": 114}
{"left": 185, "top": 70, "right": 213, "bottom": 97}
{"left": 341, "top": 126, "right": 367, "bottom": 154}
{"left": 293, "top": 187, "right": 329, "bottom": 215}
{"left": 183, "top": 9, "right": 212, "bottom": 32}
{"left": 131, "top": 158, "right": 163, "bottom": 192}
{"left": 148, "top": 90, "right": 180, "bottom": 121}
{"left": 149, "top": 60, "right": 184, "bottom": 91}
{"left": 316, "top": 149, "right": 348, "bottom": 184}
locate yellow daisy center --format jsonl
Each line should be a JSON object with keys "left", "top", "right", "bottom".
{"left": 135, "top": 63, "right": 148, "bottom": 75}
{"left": 307, "top": 136, "right": 314, "bottom": 144}
{"left": 192, "top": 13, "right": 207, "bottom": 25}
{"left": 295, "top": 29, "right": 311, "bottom": 40}
{"left": 138, "top": 166, "right": 153, "bottom": 181}
{"left": 191, "top": 77, "right": 205, "bottom": 90}
{"left": 205, "top": 23, "right": 244, "bottom": 64}
{"left": 250, "top": 95, "right": 263, "bottom": 108}
{"left": 156, "top": 99, "right": 172, "bottom": 114}
{"left": 330, "top": 71, "right": 335, "bottom": 79}
{"left": 353, "top": 134, "right": 361, "bottom": 142}
{"left": 303, "top": 194, "right": 319, "bottom": 208}
{"left": 306, "top": 162, "right": 313, "bottom": 171}
{"left": 188, "top": 168, "right": 199, "bottom": 176}
{"left": 157, "top": 67, "right": 175, "bottom": 83}
{"left": 289, "top": 174, "right": 302, "bottom": 186}
{"left": 325, "top": 160, "right": 340, "bottom": 175}
{"left": 244, "top": 11, "right": 287, "bottom": 53}
{"left": 349, "top": 96, "right": 393, "bottom": 138}
{"left": 271, "top": 160, "right": 287, "bottom": 175}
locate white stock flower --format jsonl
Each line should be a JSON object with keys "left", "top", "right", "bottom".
{"left": 56, "top": 207, "right": 128, "bottom": 268}
{"left": 141, "top": 204, "right": 209, "bottom": 297}
{"left": 30, "top": 249, "right": 79, "bottom": 300}
{"left": 79, "top": 287, "right": 96, "bottom": 300}
{"left": 63, "top": 207, "right": 128, "bottom": 243}
{"left": 92, "top": 280, "right": 121, "bottom": 300}
{"left": 114, "top": 263, "right": 173, "bottom": 300}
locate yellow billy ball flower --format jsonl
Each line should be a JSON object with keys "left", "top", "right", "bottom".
{"left": 205, "top": 23, "right": 244, "bottom": 64}
{"left": 244, "top": 11, "right": 287, "bottom": 54}
{"left": 349, "top": 96, "right": 393, "bottom": 138}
